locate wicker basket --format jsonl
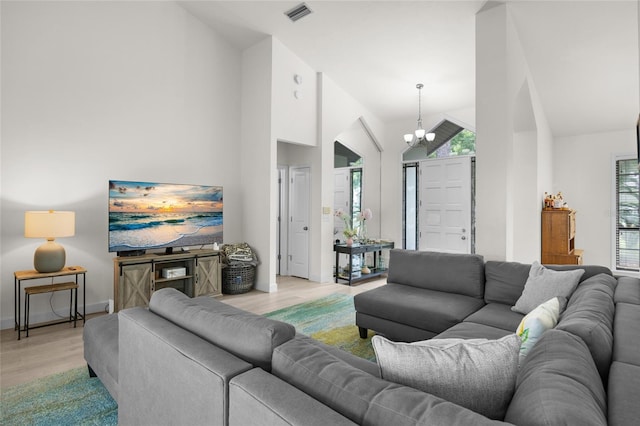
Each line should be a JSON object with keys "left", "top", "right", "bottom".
{"left": 222, "top": 264, "right": 256, "bottom": 294}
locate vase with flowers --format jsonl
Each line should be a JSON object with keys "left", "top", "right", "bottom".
{"left": 358, "top": 208, "right": 373, "bottom": 243}
{"left": 335, "top": 208, "right": 359, "bottom": 246}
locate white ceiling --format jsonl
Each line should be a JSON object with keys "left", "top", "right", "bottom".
{"left": 179, "top": 0, "right": 640, "bottom": 138}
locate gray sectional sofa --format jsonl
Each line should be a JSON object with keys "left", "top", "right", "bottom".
{"left": 84, "top": 249, "right": 640, "bottom": 425}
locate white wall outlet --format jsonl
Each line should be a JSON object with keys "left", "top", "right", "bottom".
{"left": 108, "top": 299, "right": 114, "bottom": 314}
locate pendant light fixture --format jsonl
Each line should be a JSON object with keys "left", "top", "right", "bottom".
{"left": 404, "top": 83, "right": 436, "bottom": 146}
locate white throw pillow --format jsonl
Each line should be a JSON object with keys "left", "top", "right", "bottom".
{"left": 515, "top": 297, "right": 561, "bottom": 364}
{"left": 372, "top": 334, "right": 521, "bottom": 420}
{"left": 511, "top": 262, "right": 584, "bottom": 314}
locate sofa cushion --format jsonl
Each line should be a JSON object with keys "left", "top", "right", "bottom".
{"left": 612, "top": 302, "right": 640, "bottom": 366}
{"left": 229, "top": 368, "right": 358, "bottom": 426}
{"left": 614, "top": 276, "right": 640, "bottom": 305}
{"left": 556, "top": 273, "right": 616, "bottom": 384}
{"left": 272, "top": 338, "right": 503, "bottom": 425}
{"left": 516, "top": 297, "right": 561, "bottom": 364}
{"left": 511, "top": 262, "right": 584, "bottom": 314}
{"left": 504, "top": 329, "right": 607, "bottom": 426}
{"left": 386, "top": 249, "right": 485, "bottom": 298}
{"left": 435, "top": 321, "right": 513, "bottom": 340}
{"left": 148, "top": 288, "right": 295, "bottom": 371}
{"left": 293, "top": 334, "right": 379, "bottom": 377}
{"left": 464, "top": 303, "right": 524, "bottom": 332}
{"left": 608, "top": 361, "right": 640, "bottom": 426}
{"left": 83, "top": 313, "right": 119, "bottom": 401}
{"left": 372, "top": 334, "right": 520, "bottom": 420}
{"left": 354, "top": 284, "right": 486, "bottom": 336}
{"left": 484, "top": 261, "right": 610, "bottom": 306}
{"left": 484, "top": 261, "right": 531, "bottom": 305}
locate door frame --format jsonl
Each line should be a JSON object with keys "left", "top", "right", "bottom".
{"left": 277, "top": 166, "right": 288, "bottom": 276}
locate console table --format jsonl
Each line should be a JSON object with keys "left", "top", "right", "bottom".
{"left": 14, "top": 266, "right": 87, "bottom": 340}
{"left": 334, "top": 241, "right": 394, "bottom": 285}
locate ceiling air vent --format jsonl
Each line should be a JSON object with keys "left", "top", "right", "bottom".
{"left": 285, "top": 3, "right": 313, "bottom": 22}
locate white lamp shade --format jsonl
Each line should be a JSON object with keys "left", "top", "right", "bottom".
{"left": 403, "top": 134, "right": 414, "bottom": 143}
{"left": 415, "top": 128, "right": 426, "bottom": 139}
{"left": 25, "top": 211, "right": 75, "bottom": 239}
{"left": 426, "top": 132, "right": 436, "bottom": 142}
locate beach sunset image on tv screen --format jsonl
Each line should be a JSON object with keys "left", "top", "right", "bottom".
{"left": 108, "top": 180, "right": 223, "bottom": 253}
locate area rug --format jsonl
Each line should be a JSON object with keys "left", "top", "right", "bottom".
{"left": 1, "top": 366, "right": 118, "bottom": 425}
{"left": 264, "top": 292, "right": 375, "bottom": 361}
{"left": 0, "top": 293, "right": 373, "bottom": 425}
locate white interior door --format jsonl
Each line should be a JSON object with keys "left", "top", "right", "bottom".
{"left": 333, "top": 169, "right": 350, "bottom": 241}
{"left": 289, "top": 166, "right": 310, "bottom": 278}
{"left": 419, "top": 156, "right": 472, "bottom": 253}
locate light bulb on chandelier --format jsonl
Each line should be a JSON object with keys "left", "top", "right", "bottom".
{"left": 405, "top": 83, "right": 435, "bottom": 146}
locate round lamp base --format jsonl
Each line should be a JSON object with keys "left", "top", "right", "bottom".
{"left": 34, "top": 241, "right": 66, "bottom": 273}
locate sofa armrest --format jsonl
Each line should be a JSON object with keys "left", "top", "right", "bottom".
{"left": 229, "top": 368, "right": 357, "bottom": 426}
{"left": 118, "top": 307, "right": 253, "bottom": 426}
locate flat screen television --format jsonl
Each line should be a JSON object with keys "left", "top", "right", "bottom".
{"left": 109, "top": 180, "right": 223, "bottom": 255}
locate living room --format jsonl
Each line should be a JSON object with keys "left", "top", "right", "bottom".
{"left": 3, "top": 0, "right": 638, "bottom": 333}
{"left": 2, "top": 0, "right": 639, "bottom": 369}
{"left": 2, "top": 0, "right": 640, "bottom": 423}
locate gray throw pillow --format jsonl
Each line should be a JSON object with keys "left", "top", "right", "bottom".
{"left": 372, "top": 334, "right": 521, "bottom": 420}
{"left": 511, "top": 261, "right": 584, "bottom": 314}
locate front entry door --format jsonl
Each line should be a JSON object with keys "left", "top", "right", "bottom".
{"left": 289, "top": 166, "right": 310, "bottom": 278}
{"left": 419, "top": 156, "right": 472, "bottom": 253}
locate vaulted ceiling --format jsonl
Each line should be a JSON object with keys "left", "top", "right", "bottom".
{"left": 179, "top": 1, "right": 639, "bottom": 138}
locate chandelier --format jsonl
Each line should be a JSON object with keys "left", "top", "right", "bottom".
{"left": 404, "top": 83, "right": 435, "bottom": 146}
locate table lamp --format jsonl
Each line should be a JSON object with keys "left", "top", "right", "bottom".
{"left": 24, "top": 210, "right": 75, "bottom": 273}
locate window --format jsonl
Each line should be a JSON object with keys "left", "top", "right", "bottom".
{"left": 428, "top": 129, "right": 476, "bottom": 159}
{"left": 615, "top": 157, "right": 640, "bottom": 271}
{"left": 351, "top": 168, "right": 362, "bottom": 225}
{"left": 403, "top": 163, "right": 418, "bottom": 249}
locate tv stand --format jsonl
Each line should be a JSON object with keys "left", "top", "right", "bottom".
{"left": 113, "top": 249, "right": 220, "bottom": 311}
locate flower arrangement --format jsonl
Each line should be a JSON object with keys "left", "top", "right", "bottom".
{"left": 358, "top": 208, "right": 373, "bottom": 242}
{"left": 335, "top": 208, "right": 374, "bottom": 242}
{"left": 335, "top": 208, "right": 358, "bottom": 239}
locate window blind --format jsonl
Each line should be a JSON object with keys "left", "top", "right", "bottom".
{"left": 616, "top": 158, "right": 640, "bottom": 271}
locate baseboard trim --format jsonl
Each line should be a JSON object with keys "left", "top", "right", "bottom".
{"left": 0, "top": 301, "right": 109, "bottom": 331}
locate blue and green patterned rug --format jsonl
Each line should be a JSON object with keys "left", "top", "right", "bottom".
{"left": 1, "top": 293, "right": 373, "bottom": 425}
{"left": 265, "top": 293, "right": 375, "bottom": 361}
{"left": 1, "top": 366, "right": 118, "bottom": 425}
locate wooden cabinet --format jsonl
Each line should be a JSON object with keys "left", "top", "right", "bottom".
{"left": 541, "top": 209, "right": 583, "bottom": 265}
{"left": 114, "top": 249, "right": 220, "bottom": 312}
{"left": 194, "top": 254, "right": 221, "bottom": 297}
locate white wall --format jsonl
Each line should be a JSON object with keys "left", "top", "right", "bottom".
{"left": 240, "top": 37, "right": 275, "bottom": 292}
{"left": 554, "top": 129, "right": 636, "bottom": 269}
{"left": 0, "top": 1, "right": 242, "bottom": 328}
{"left": 318, "top": 74, "right": 385, "bottom": 282}
{"left": 272, "top": 38, "right": 317, "bottom": 146}
{"left": 241, "top": 36, "right": 320, "bottom": 290}
{"left": 475, "top": 3, "right": 553, "bottom": 262}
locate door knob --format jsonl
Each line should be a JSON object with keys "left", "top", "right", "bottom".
{"left": 303, "top": 226, "right": 308, "bottom": 230}
{"left": 461, "top": 236, "right": 466, "bottom": 240}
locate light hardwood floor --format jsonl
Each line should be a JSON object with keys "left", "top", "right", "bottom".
{"left": 0, "top": 275, "right": 384, "bottom": 389}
